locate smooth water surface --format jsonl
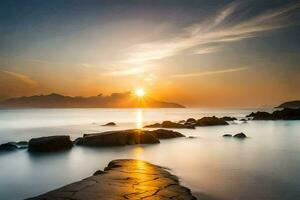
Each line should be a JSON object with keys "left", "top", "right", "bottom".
{"left": 1, "top": 108, "right": 300, "bottom": 200}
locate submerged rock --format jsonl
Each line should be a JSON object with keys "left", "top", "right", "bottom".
{"left": 223, "top": 134, "right": 232, "bottom": 137}
{"left": 27, "top": 159, "right": 197, "bottom": 200}
{"left": 28, "top": 135, "right": 73, "bottom": 152}
{"left": 196, "top": 116, "right": 229, "bottom": 126}
{"left": 16, "top": 141, "right": 28, "bottom": 149}
{"left": 233, "top": 132, "right": 247, "bottom": 138}
{"left": 102, "top": 122, "right": 116, "bottom": 126}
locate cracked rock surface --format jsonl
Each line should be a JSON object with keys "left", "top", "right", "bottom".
{"left": 27, "top": 159, "right": 197, "bottom": 200}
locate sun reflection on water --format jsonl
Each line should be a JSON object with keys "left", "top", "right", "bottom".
{"left": 136, "top": 108, "right": 143, "bottom": 129}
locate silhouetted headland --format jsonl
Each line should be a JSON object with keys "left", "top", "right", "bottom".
{"left": 0, "top": 92, "right": 185, "bottom": 108}
{"left": 246, "top": 108, "right": 300, "bottom": 120}
{"left": 276, "top": 100, "right": 300, "bottom": 109}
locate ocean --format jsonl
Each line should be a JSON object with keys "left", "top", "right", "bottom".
{"left": 0, "top": 108, "right": 300, "bottom": 200}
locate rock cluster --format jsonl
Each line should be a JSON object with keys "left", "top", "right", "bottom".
{"left": 75, "top": 129, "right": 185, "bottom": 147}
{"left": 0, "top": 129, "right": 185, "bottom": 153}
{"left": 144, "top": 116, "right": 229, "bottom": 129}
{"left": 246, "top": 108, "right": 300, "bottom": 120}
{"left": 222, "top": 132, "right": 247, "bottom": 138}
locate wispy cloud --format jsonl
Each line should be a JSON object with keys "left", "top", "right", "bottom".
{"left": 104, "top": 67, "right": 147, "bottom": 76}
{"left": 171, "top": 67, "right": 248, "bottom": 78}
{"left": 125, "top": 1, "right": 300, "bottom": 64}
{"left": 0, "top": 70, "right": 38, "bottom": 87}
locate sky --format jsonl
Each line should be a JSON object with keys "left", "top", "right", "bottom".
{"left": 0, "top": 0, "right": 300, "bottom": 107}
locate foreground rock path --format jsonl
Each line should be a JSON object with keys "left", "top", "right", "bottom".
{"left": 28, "top": 159, "right": 197, "bottom": 200}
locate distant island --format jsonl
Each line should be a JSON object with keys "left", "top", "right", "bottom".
{"left": 0, "top": 92, "right": 185, "bottom": 108}
{"left": 276, "top": 100, "right": 300, "bottom": 109}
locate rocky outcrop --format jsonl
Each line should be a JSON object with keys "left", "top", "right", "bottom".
{"left": 102, "top": 122, "right": 116, "bottom": 126}
{"left": 0, "top": 141, "right": 29, "bottom": 151}
{"left": 149, "top": 129, "right": 185, "bottom": 139}
{"left": 75, "top": 129, "right": 185, "bottom": 147}
{"left": 75, "top": 130, "right": 160, "bottom": 146}
{"left": 246, "top": 108, "right": 300, "bottom": 120}
{"left": 233, "top": 132, "right": 247, "bottom": 138}
{"left": 0, "top": 142, "right": 18, "bottom": 151}
{"left": 28, "top": 136, "right": 73, "bottom": 152}
{"left": 222, "top": 134, "right": 232, "bottom": 137}
{"left": 145, "top": 116, "right": 229, "bottom": 129}
{"left": 27, "top": 159, "right": 196, "bottom": 200}
{"left": 144, "top": 121, "right": 195, "bottom": 129}
{"left": 220, "top": 116, "right": 237, "bottom": 121}
{"left": 196, "top": 116, "right": 229, "bottom": 126}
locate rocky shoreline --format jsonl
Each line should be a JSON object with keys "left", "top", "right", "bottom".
{"left": 26, "top": 159, "right": 197, "bottom": 200}
{"left": 0, "top": 129, "right": 185, "bottom": 153}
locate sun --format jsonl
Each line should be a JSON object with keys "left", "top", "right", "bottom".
{"left": 135, "top": 88, "right": 145, "bottom": 97}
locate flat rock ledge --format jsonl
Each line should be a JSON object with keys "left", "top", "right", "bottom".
{"left": 27, "top": 159, "right": 196, "bottom": 200}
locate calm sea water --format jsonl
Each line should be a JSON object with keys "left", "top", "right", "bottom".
{"left": 1, "top": 108, "right": 300, "bottom": 200}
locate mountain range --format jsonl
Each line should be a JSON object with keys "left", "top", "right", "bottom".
{"left": 0, "top": 92, "right": 185, "bottom": 108}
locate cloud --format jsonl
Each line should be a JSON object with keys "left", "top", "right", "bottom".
{"left": 193, "top": 46, "right": 221, "bottom": 55}
{"left": 104, "top": 67, "right": 147, "bottom": 76}
{"left": 171, "top": 67, "right": 248, "bottom": 78}
{"left": 0, "top": 69, "right": 38, "bottom": 87}
{"left": 125, "top": 1, "right": 300, "bottom": 64}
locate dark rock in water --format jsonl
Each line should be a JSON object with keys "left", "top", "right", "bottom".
{"left": 187, "top": 136, "right": 197, "bottom": 139}
{"left": 223, "top": 134, "right": 232, "bottom": 137}
{"left": 0, "top": 142, "right": 18, "bottom": 151}
{"left": 183, "top": 122, "right": 196, "bottom": 129}
{"left": 186, "top": 118, "right": 197, "bottom": 124}
{"left": 240, "top": 119, "right": 247, "bottom": 121}
{"left": 233, "top": 132, "right": 247, "bottom": 138}
{"left": 246, "top": 108, "right": 300, "bottom": 120}
{"left": 93, "top": 170, "right": 105, "bottom": 176}
{"left": 75, "top": 129, "right": 160, "bottom": 146}
{"left": 28, "top": 135, "right": 73, "bottom": 152}
{"left": 220, "top": 116, "right": 237, "bottom": 121}
{"left": 143, "top": 123, "right": 161, "bottom": 128}
{"left": 196, "top": 116, "right": 229, "bottom": 126}
{"left": 102, "top": 122, "right": 116, "bottom": 126}
{"left": 144, "top": 116, "right": 228, "bottom": 128}
{"left": 247, "top": 111, "right": 272, "bottom": 119}
{"left": 161, "top": 121, "right": 187, "bottom": 128}
{"left": 75, "top": 129, "right": 185, "bottom": 147}
{"left": 27, "top": 159, "right": 196, "bottom": 200}
{"left": 144, "top": 120, "right": 195, "bottom": 129}
{"left": 149, "top": 129, "right": 185, "bottom": 139}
